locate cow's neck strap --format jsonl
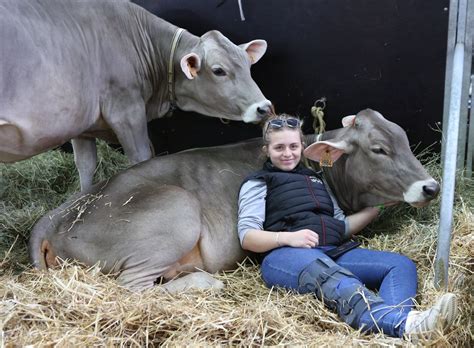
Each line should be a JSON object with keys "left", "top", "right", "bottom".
{"left": 168, "top": 28, "right": 185, "bottom": 113}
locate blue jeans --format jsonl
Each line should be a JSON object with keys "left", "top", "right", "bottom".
{"left": 261, "top": 246, "right": 417, "bottom": 337}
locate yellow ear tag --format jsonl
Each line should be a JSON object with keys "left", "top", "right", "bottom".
{"left": 319, "top": 150, "right": 333, "bottom": 167}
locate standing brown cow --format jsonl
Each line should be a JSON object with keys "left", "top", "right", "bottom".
{"left": 0, "top": 0, "right": 271, "bottom": 190}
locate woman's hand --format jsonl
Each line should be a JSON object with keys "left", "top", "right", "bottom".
{"left": 241, "top": 228, "right": 319, "bottom": 253}
{"left": 281, "top": 229, "right": 319, "bottom": 248}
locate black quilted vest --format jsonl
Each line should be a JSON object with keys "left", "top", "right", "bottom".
{"left": 244, "top": 161, "right": 346, "bottom": 246}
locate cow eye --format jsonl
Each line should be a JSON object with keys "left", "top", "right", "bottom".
{"left": 372, "top": 147, "right": 388, "bottom": 155}
{"left": 212, "top": 67, "right": 227, "bottom": 76}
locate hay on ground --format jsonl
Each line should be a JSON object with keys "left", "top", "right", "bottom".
{"left": 0, "top": 142, "right": 472, "bottom": 346}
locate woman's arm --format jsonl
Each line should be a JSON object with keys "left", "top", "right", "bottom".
{"left": 345, "top": 206, "right": 381, "bottom": 236}
{"left": 325, "top": 181, "right": 398, "bottom": 238}
{"left": 242, "top": 228, "right": 319, "bottom": 253}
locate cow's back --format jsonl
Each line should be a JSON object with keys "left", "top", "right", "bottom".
{"left": 0, "top": 0, "right": 148, "bottom": 154}
{"left": 1, "top": 0, "right": 136, "bottom": 105}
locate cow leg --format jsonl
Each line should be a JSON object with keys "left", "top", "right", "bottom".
{"left": 160, "top": 272, "right": 225, "bottom": 293}
{"left": 102, "top": 99, "right": 152, "bottom": 165}
{"left": 71, "top": 137, "right": 97, "bottom": 191}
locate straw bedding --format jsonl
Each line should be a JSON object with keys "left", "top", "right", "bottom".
{"left": 0, "top": 142, "right": 472, "bottom": 347}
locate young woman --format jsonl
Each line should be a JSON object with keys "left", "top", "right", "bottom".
{"left": 237, "top": 113, "right": 457, "bottom": 339}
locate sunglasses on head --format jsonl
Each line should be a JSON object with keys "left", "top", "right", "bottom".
{"left": 264, "top": 118, "right": 301, "bottom": 134}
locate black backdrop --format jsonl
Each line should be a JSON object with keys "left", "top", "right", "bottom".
{"left": 132, "top": 0, "right": 449, "bottom": 155}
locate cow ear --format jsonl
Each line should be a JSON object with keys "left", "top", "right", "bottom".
{"left": 180, "top": 53, "right": 201, "bottom": 80}
{"left": 342, "top": 115, "right": 356, "bottom": 127}
{"left": 303, "top": 140, "right": 352, "bottom": 163}
{"left": 239, "top": 40, "right": 267, "bottom": 64}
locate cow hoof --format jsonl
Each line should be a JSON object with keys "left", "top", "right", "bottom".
{"left": 160, "top": 272, "right": 225, "bottom": 293}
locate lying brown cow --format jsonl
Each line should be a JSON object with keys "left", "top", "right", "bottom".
{"left": 0, "top": 0, "right": 271, "bottom": 191}
{"left": 29, "top": 109, "right": 439, "bottom": 291}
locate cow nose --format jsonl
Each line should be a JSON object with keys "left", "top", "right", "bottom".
{"left": 257, "top": 105, "right": 271, "bottom": 116}
{"left": 423, "top": 182, "right": 440, "bottom": 198}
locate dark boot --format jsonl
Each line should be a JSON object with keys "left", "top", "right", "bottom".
{"left": 298, "top": 254, "right": 384, "bottom": 328}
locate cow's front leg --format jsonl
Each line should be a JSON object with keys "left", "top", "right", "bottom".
{"left": 71, "top": 137, "right": 97, "bottom": 191}
{"left": 103, "top": 100, "right": 152, "bottom": 165}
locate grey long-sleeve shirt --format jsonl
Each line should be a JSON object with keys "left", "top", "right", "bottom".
{"left": 237, "top": 179, "right": 350, "bottom": 245}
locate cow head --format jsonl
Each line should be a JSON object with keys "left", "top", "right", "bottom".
{"left": 175, "top": 30, "right": 272, "bottom": 122}
{"left": 304, "top": 109, "right": 440, "bottom": 212}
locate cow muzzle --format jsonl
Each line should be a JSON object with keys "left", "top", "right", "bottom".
{"left": 403, "top": 179, "right": 440, "bottom": 207}
{"left": 242, "top": 100, "right": 273, "bottom": 123}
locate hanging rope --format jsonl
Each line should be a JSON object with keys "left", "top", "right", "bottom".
{"left": 304, "top": 97, "right": 327, "bottom": 170}
{"left": 311, "top": 97, "right": 326, "bottom": 134}
{"left": 237, "top": 0, "right": 246, "bottom": 21}
{"left": 216, "top": 1, "right": 245, "bottom": 21}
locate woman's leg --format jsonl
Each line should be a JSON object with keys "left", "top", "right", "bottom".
{"left": 262, "top": 247, "right": 401, "bottom": 337}
{"left": 336, "top": 248, "right": 417, "bottom": 311}
{"left": 262, "top": 247, "right": 454, "bottom": 338}
{"left": 334, "top": 248, "right": 418, "bottom": 336}
{"left": 261, "top": 247, "right": 328, "bottom": 291}
{"left": 262, "top": 247, "right": 415, "bottom": 337}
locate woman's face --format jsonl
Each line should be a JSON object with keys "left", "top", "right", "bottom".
{"left": 265, "top": 128, "right": 303, "bottom": 171}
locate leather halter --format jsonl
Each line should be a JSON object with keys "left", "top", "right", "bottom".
{"left": 167, "top": 28, "right": 185, "bottom": 113}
